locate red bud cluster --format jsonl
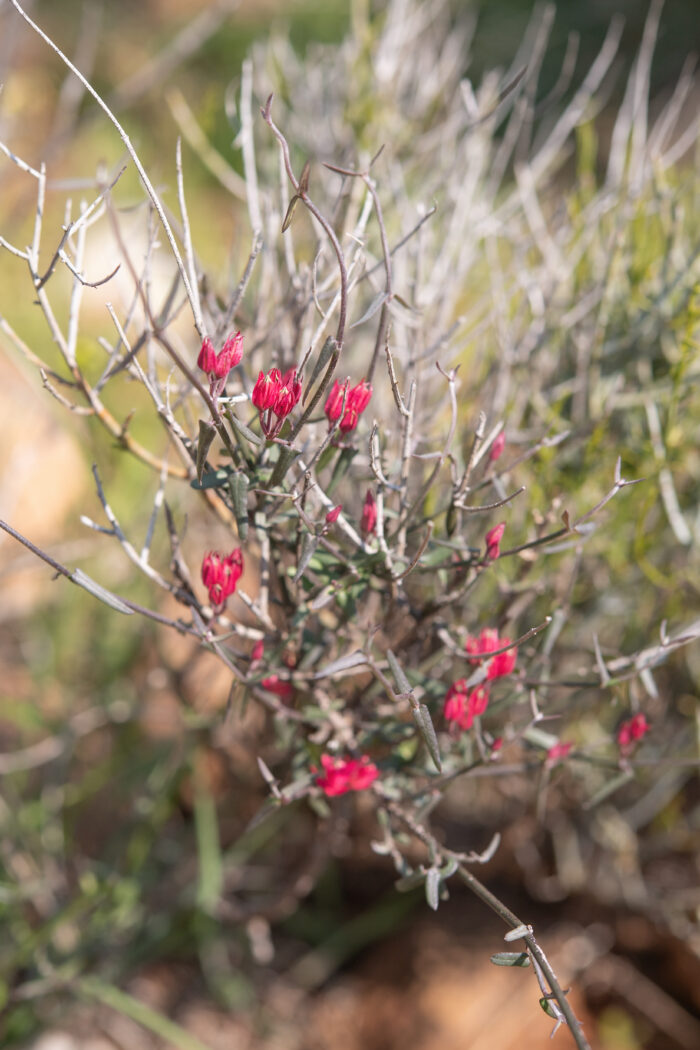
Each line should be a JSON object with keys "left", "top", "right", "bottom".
{"left": 324, "top": 379, "right": 372, "bottom": 434}
{"left": 252, "top": 367, "right": 302, "bottom": 437}
{"left": 201, "top": 548, "right": 243, "bottom": 612}
{"left": 197, "top": 332, "right": 243, "bottom": 400}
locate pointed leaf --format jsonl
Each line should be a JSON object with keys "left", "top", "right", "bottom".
{"left": 294, "top": 532, "right": 319, "bottom": 582}
{"left": 413, "top": 703, "right": 442, "bottom": 772}
{"left": 226, "top": 409, "right": 262, "bottom": 447}
{"left": 386, "top": 649, "right": 411, "bottom": 695}
{"left": 228, "top": 471, "right": 249, "bottom": 540}
{"left": 282, "top": 194, "right": 301, "bottom": 233}
{"left": 490, "top": 952, "right": 531, "bottom": 967}
{"left": 308, "top": 336, "right": 336, "bottom": 389}
{"left": 196, "top": 419, "right": 217, "bottom": 484}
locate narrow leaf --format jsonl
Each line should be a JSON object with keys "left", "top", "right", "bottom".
{"left": 386, "top": 649, "right": 411, "bottom": 695}
{"left": 226, "top": 409, "right": 262, "bottom": 446}
{"left": 395, "top": 870, "right": 426, "bottom": 893}
{"left": 282, "top": 194, "right": 301, "bottom": 233}
{"left": 414, "top": 703, "right": 442, "bottom": 772}
{"left": 191, "top": 468, "right": 230, "bottom": 490}
{"left": 294, "top": 532, "right": 319, "bottom": 582}
{"left": 228, "top": 471, "right": 249, "bottom": 540}
{"left": 196, "top": 419, "right": 217, "bottom": 483}
{"left": 349, "top": 291, "right": 387, "bottom": 329}
{"left": 425, "top": 867, "right": 440, "bottom": 911}
{"left": 308, "top": 336, "right": 336, "bottom": 390}
{"left": 314, "top": 650, "right": 367, "bottom": 679}
{"left": 70, "top": 569, "right": 134, "bottom": 615}
{"left": 490, "top": 952, "right": 531, "bottom": 968}
{"left": 269, "top": 445, "right": 298, "bottom": 488}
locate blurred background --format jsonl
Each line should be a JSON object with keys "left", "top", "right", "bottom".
{"left": 1, "top": 1, "right": 699, "bottom": 1049}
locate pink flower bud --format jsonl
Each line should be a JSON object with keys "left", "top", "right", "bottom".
{"left": 260, "top": 675, "right": 294, "bottom": 699}
{"left": 485, "top": 522, "right": 505, "bottom": 560}
{"left": 324, "top": 380, "right": 348, "bottom": 423}
{"left": 197, "top": 338, "right": 217, "bottom": 374}
{"left": 360, "top": 489, "right": 377, "bottom": 536}
{"left": 214, "top": 331, "right": 243, "bottom": 377}
{"left": 325, "top": 505, "right": 342, "bottom": 525}
{"left": 490, "top": 431, "right": 506, "bottom": 462}
{"left": 546, "top": 741, "right": 572, "bottom": 766}
{"left": 617, "top": 713, "right": 650, "bottom": 755}
{"left": 251, "top": 639, "right": 265, "bottom": 663}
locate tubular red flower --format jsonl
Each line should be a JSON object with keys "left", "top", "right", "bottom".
{"left": 325, "top": 505, "right": 342, "bottom": 525}
{"left": 201, "top": 548, "right": 244, "bottom": 611}
{"left": 198, "top": 332, "right": 243, "bottom": 382}
{"left": 485, "top": 522, "right": 505, "bottom": 560}
{"left": 260, "top": 675, "right": 294, "bottom": 699}
{"left": 347, "top": 379, "right": 372, "bottom": 414}
{"left": 315, "top": 754, "right": 379, "bottom": 797}
{"left": 444, "top": 680, "right": 490, "bottom": 731}
{"left": 546, "top": 741, "right": 572, "bottom": 765}
{"left": 360, "top": 489, "right": 377, "bottom": 536}
{"left": 252, "top": 368, "right": 281, "bottom": 412}
{"left": 617, "top": 713, "right": 650, "bottom": 754}
{"left": 465, "top": 628, "right": 517, "bottom": 679}
{"left": 490, "top": 431, "right": 506, "bottom": 462}
{"left": 273, "top": 368, "right": 302, "bottom": 419}
{"left": 324, "top": 379, "right": 348, "bottom": 423}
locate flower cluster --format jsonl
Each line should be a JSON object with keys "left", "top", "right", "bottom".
{"left": 464, "top": 627, "right": 517, "bottom": 679}
{"left": 314, "top": 753, "right": 379, "bottom": 797}
{"left": 197, "top": 332, "right": 243, "bottom": 399}
{"left": 617, "top": 713, "right": 650, "bottom": 755}
{"left": 201, "top": 548, "right": 243, "bottom": 611}
{"left": 252, "top": 367, "right": 302, "bottom": 437}
{"left": 324, "top": 379, "right": 372, "bottom": 433}
{"left": 444, "top": 681, "right": 490, "bottom": 731}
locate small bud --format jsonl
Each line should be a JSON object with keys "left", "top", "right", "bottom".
{"left": 251, "top": 639, "right": 265, "bottom": 663}
{"left": 485, "top": 522, "right": 505, "bottom": 560}
{"left": 324, "top": 379, "right": 348, "bottom": 424}
{"left": 490, "top": 431, "right": 506, "bottom": 462}
{"left": 325, "top": 505, "right": 342, "bottom": 525}
{"left": 360, "top": 489, "right": 377, "bottom": 536}
{"left": 617, "top": 713, "right": 650, "bottom": 755}
{"left": 546, "top": 741, "right": 572, "bottom": 766}
{"left": 197, "top": 337, "right": 217, "bottom": 374}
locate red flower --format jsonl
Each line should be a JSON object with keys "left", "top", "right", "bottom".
{"left": 325, "top": 505, "right": 342, "bottom": 525}
{"left": 546, "top": 741, "right": 572, "bottom": 766}
{"left": 260, "top": 675, "right": 294, "bottom": 699}
{"left": 250, "top": 639, "right": 265, "bottom": 664}
{"left": 198, "top": 332, "right": 243, "bottom": 398}
{"left": 315, "top": 753, "right": 379, "bottom": 797}
{"left": 252, "top": 368, "right": 281, "bottom": 412}
{"left": 325, "top": 379, "right": 372, "bottom": 433}
{"left": 324, "top": 379, "right": 348, "bottom": 423}
{"left": 360, "top": 490, "right": 377, "bottom": 536}
{"left": 253, "top": 366, "right": 302, "bottom": 437}
{"left": 464, "top": 628, "right": 517, "bottom": 679}
{"left": 444, "top": 680, "right": 490, "bottom": 731}
{"left": 490, "top": 431, "right": 506, "bottom": 462}
{"left": 485, "top": 522, "right": 505, "bottom": 560}
{"left": 201, "top": 548, "right": 243, "bottom": 611}
{"left": 617, "top": 713, "right": 650, "bottom": 755}
{"left": 273, "top": 367, "right": 302, "bottom": 419}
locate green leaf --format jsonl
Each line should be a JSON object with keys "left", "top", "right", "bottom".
{"left": 490, "top": 952, "right": 531, "bottom": 967}
{"left": 196, "top": 419, "right": 217, "bottom": 483}
{"left": 226, "top": 409, "right": 262, "bottom": 447}
{"left": 307, "top": 336, "right": 336, "bottom": 389}
{"left": 228, "top": 471, "right": 249, "bottom": 540}
{"left": 194, "top": 784, "right": 223, "bottom": 914}
{"left": 191, "top": 468, "right": 231, "bottom": 490}
{"left": 386, "top": 649, "right": 411, "bottom": 695}
{"left": 413, "top": 703, "right": 442, "bottom": 772}
{"left": 294, "top": 532, "right": 319, "bottom": 582}
{"left": 78, "top": 977, "right": 216, "bottom": 1050}
{"left": 425, "top": 867, "right": 440, "bottom": 910}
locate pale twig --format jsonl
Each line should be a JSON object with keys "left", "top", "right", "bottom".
{"left": 8, "top": 0, "right": 204, "bottom": 336}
